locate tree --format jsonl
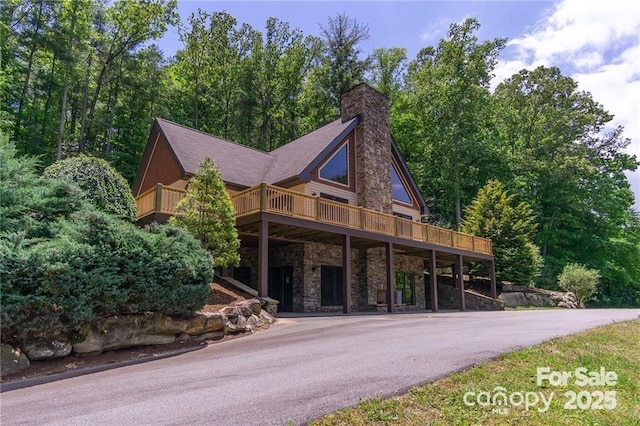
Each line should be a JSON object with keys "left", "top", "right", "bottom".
{"left": 461, "top": 180, "right": 542, "bottom": 284}
{"left": 402, "top": 18, "right": 506, "bottom": 228}
{"left": 557, "top": 263, "right": 600, "bottom": 304}
{"left": 43, "top": 154, "right": 137, "bottom": 221}
{"left": 317, "top": 13, "right": 370, "bottom": 113}
{"left": 367, "top": 47, "right": 407, "bottom": 104}
{"left": 493, "top": 66, "right": 639, "bottom": 295}
{"left": 169, "top": 157, "right": 240, "bottom": 267}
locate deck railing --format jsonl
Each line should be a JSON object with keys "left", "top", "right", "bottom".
{"left": 136, "top": 183, "right": 493, "bottom": 255}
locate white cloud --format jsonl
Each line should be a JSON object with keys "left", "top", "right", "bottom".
{"left": 494, "top": 0, "right": 640, "bottom": 207}
{"left": 419, "top": 17, "right": 451, "bottom": 43}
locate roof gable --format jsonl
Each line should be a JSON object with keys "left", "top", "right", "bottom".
{"left": 148, "top": 117, "right": 359, "bottom": 188}
{"left": 264, "top": 117, "right": 359, "bottom": 184}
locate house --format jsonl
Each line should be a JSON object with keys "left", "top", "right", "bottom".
{"left": 132, "top": 84, "right": 497, "bottom": 313}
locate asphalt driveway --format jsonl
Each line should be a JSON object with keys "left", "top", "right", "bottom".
{"left": 1, "top": 309, "right": 638, "bottom": 425}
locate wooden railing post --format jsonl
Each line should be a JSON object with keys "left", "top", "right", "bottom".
{"left": 260, "top": 183, "right": 267, "bottom": 211}
{"left": 359, "top": 207, "right": 365, "bottom": 229}
{"left": 394, "top": 216, "right": 399, "bottom": 236}
{"left": 315, "top": 196, "right": 321, "bottom": 221}
{"left": 472, "top": 236, "right": 476, "bottom": 252}
{"left": 154, "top": 183, "right": 163, "bottom": 213}
{"left": 450, "top": 230, "right": 455, "bottom": 248}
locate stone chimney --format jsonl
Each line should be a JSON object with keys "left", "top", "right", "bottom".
{"left": 341, "top": 84, "right": 393, "bottom": 214}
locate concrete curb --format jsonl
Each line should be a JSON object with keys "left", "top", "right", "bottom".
{"left": 0, "top": 344, "right": 206, "bottom": 393}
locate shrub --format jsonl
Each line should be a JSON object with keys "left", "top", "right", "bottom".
{"left": 1, "top": 211, "right": 214, "bottom": 343}
{"left": 557, "top": 263, "right": 600, "bottom": 303}
{"left": 43, "top": 155, "right": 137, "bottom": 221}
{"left": 1, "top": 142, "right": 214, "bottom": 345}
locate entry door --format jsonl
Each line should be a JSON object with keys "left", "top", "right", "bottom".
{"left": 321, "top": 265, "right": 343, "bottom": 306}
{"left": 269, "top": 266, "right": 293, "bottom": 312}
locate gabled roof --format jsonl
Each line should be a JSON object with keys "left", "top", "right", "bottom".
{"left": 155, "top": 117, "right": 359, "bottom": 188}
{"left": 156, "top": 118, "right": 272, "bottom": 188}
{"left": 265, "top": 117, "right": 359, "bottom": 184}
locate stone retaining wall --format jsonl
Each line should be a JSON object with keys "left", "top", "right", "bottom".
{"left": 0, "top": 298, "right": 276, "bottom": 377}
{"left": 437, "top": 282, "right": 505, "bottom": 311}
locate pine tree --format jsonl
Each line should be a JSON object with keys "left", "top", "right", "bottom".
{"left": 169, "top": 157, "right": 240, "bottom": 267}
{"left": 461, "top": 180, "right": 542, "bottom": 284}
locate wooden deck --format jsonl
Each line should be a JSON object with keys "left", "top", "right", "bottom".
{"left": 135, "top": 183, "right": 492, "bottom": 256}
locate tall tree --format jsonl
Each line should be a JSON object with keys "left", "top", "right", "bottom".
{"left": 492, "top": 65, "right": 639, "bottom": 295}
{"left": 77, "top": 0, "right": 178, "bottom": 152}
{"left": 402, "top": 18, "right": 506, "bottom": 228}
{"left": 367, "top": 47, "right": 407, "bottom": 104}
{"left": 462, "top": 180, "right": 542, "bottom": 284}
{"left": 317, "top": 13, "right": 370, "bottom": 113}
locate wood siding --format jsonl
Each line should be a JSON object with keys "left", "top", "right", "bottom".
{"left": 305, "top": 181, "right": 357, "bottom": 205}
{"left": 393, "top": 204, "right": 421, "bottom": 221}
{"left": 138, "top": 134, "right": 182, "bottom": 195}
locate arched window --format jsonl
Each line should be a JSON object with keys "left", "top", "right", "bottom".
{"left": 319, "top": 143, "right": 348, "bottom": 185}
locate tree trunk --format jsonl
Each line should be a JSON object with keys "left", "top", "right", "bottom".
{"left": 77, "top": 52, "right": 93, "bottom": 153}
{"left": 57, "top": 1, "right": 78, "bottom": 160}
{"left": 13, "top": 0, "right": 44, "bottom": 141}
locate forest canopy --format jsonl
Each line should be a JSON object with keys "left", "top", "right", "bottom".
{"left": 2, "top": 2, "right": 638, "bottom": 306}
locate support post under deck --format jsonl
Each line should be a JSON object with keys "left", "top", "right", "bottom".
{"left": 258, "top": 219, "right": 269, "bottom": 298}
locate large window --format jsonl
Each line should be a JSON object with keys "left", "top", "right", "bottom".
{"left": 319, "top": 143, "right": 348, "bottom": 185}
{"left": 391, "top": 163, "right": 412, "bottom": 204}
{"left": 395, "top": 272, "right": 415, "bottom": 305}
{"left": 321, "top": 265, "right": 343, "bottom": 306}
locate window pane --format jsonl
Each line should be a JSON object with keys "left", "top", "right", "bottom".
{"left": 320, "top": 144, "right": 348, "bottom": 185}
{"left": 391, "top": 164, "right": 412, "bottom": 204}
{"left": 395, "top": 272, "right": 415, "bottom": 305}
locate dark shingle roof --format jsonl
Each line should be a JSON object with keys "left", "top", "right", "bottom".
{"left": 157, "top": 119, "right": 273, "bottom": 188}
{"left": 156, "top": 117, "right": 358, "bottom": 187}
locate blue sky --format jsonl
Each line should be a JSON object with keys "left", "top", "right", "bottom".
{"left": 160, "top": 0, "right": 640, "bottom": 207}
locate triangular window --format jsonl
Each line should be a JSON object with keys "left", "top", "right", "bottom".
{"left": 391, "top": 163, "right": 412, "bottom": 204}
{"left": 319, "top": 143, "right": 348, "bottom": 185}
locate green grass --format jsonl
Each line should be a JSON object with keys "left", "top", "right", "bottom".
{"left": 312, "top": 319, "right": 640, "bottom": 425}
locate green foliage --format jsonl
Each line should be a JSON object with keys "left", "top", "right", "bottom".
{"left": 43, "top": 155, "right": 137, "bottom": 221}
{"left": 0, "top": 139, "right": 214, "bottom": 344}
{"left": 462, "top": 180, "right": 542, "bottom": 284}
{"left": 400, "top": 18, "right": 507, "bottom": 227}
{"left": 4, "top": 4, "right": 639, "bottom": 307}
{"left": 0, "top": 136, "right": 85, "bottom": 238}
{"left": 557, "top": 263, "right": 600, "bottom": 303}
{"left": 170, "top": 157, "right": 240, "bottom": 267}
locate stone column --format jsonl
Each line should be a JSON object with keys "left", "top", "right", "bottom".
{"left": 341, "top": 84, "right": 393, "bottom": 214}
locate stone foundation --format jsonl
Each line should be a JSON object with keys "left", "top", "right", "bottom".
{"left": 239, "top": 241, "right": 429, "bottom": 313}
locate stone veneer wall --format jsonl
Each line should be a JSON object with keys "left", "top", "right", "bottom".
{"left": 238, "top": 246, "right": 258, "bottom": 289}
{"left": 437, "top": 282, "right": 505, "bottom": 311}
{"left": 341, "top": 84, "right": 393, "bottom": 214}
{"left": 302, "top": 242, "right": 366, "bottom": 312}
{"left": 238, "top": 242, "right": 427, "bottom": 313}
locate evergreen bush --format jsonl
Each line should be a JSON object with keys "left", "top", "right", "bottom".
{"left": 1, "top": 139, "right": 214, "bottom": 345}
{"left": 43, "top": 155, "right": 137, "bottom": 221}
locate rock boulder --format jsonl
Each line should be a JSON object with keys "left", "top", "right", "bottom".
{"left": 1, "top": 344, "right": 30, "bottom": 376}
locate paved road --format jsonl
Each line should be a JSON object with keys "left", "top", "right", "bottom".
{"left": 1, "top": 309, "right": 638, "bottom": 425}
